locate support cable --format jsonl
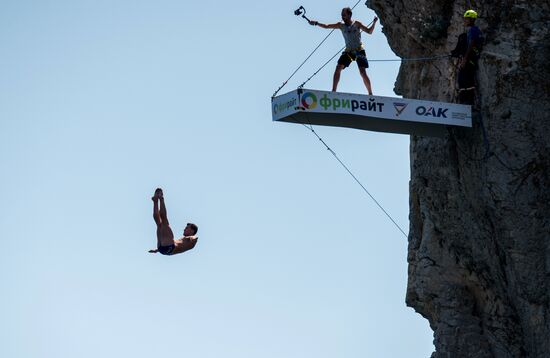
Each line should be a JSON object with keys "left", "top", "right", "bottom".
{"left": 299, "top": 54, "right": 450, "bottom": 89}
{"left": 294, "top": 114, "right": 408, "bottom": 239}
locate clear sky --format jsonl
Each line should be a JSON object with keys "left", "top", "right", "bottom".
{"left": 1, "top": 1, "right": 434, "bottom": 357}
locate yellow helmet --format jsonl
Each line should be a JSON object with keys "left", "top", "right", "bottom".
{"left": 464, "top": 10, "right": 478, "bottom": 19}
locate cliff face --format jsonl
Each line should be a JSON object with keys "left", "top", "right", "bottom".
{"left": 368, "top": 1, "right": 550, "bottom": 356}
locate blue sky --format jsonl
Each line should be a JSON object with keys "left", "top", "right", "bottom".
{"left": 1, "top": 1, "right": 434, "bottom": 357}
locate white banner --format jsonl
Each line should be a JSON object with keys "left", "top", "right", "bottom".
{"left": 272, "top": 89, "right": 471, "bottom": 128}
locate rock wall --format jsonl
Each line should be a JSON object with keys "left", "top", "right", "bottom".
{"left": 367, "top": 1, "right": 550, "bottom": 356}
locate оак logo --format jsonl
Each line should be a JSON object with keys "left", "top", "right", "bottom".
{"left": 301, "top": 92, "right": 318, "bottom": 109}
{"left": 416, "top": 106, "right": 448, "bottom": 118}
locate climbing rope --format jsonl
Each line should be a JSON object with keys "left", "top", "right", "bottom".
{"left": 447, "top": 59, "right": 490, "bottom": 161}
{"left": 449, "top": 114, "right": 491, "bottom": 163}
{"left": 449, "top": 112, "right": 528, "bottom": 172}
{"left": 369, "top": 56, "right": 451, "bottom": 62}
{"left": 299, "top": 53, "right": 451, "bottom": 89}
{"left": 291, "top": 113, "right": 409, "bottom": 239}
{"left": 447, "top": 61, "right": 527, "bottom": 172}
{"left": 472, "top": 88, "right": 528, "bottom": 173}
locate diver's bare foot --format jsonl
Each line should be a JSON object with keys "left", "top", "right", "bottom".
{"left": 155, "top": 188, "right": 163, "bottom": 198}
{"left": 152, "top": 188, "right": 163, "bottom": 201}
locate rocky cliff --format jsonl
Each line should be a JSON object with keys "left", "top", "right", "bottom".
{"left": 367, "top": 0, "right": 550, "bottom": 356}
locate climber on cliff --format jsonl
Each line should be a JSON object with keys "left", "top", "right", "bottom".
{"left": 148, "top": 188, "right": 199, "bottom": 256}
{"left": 308, "top": 7, "right": 378, "bottom": 94}
{"left": 451, "top": 9, "right": 483, "bottom": 105}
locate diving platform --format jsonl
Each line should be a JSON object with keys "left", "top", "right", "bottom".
{"left": 272, "top": 89, "right": 471, "bottom": 137}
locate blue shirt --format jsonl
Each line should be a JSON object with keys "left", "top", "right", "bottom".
{"left": 466, "top": 26, "right": 483, "bottom": 59}
{"left": 467, "top": 26, "right": 482, "bottom": 47}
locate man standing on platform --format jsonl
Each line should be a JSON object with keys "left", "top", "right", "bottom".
{"left": 309, "top": 7, "right": 378, "bottom": 94}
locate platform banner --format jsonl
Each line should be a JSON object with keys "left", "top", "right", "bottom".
{"left": 272, "top": 89, "right": 471, "bottom": 127}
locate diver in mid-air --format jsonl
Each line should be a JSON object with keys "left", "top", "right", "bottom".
{"left": 148, "top": 188, "right": 198, "bottom": 256}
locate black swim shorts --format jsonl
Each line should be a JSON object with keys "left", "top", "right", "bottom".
{"left": 158, "top": 244, "right": 175, "bottom": 255}
{"left": 337, "top": 49, "right": 369, "bottom": 69}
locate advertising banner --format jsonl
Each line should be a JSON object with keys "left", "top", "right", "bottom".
{"left": 272, "top": 89, "right": 471, "bottom": 130}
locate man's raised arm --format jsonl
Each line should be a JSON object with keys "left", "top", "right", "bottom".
{"left": 357, "top": 17, "right": 378, "bottom": 34}
{"left": 309, "top": 20, "right": 341, "bottom": 29}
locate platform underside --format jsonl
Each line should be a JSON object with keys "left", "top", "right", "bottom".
{"left": 278, "top": 111, "right": 447, "bottom": 137}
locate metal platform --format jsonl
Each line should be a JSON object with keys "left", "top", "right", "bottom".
{"left": 272, "top": 89, "right": 471, "bottom": 137}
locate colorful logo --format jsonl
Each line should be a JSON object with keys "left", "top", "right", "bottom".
{"left": 301, "top": 92, "right": 318, "bottom": 109}
{"left": 393, "top": 102, "right": 408, "bottom": 116}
